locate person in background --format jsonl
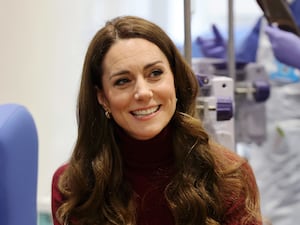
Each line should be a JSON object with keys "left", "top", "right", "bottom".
{"left": 196, "top": 20, "right": 261, "bottom": 63}
{"left": 196, "top": 0, "right": 300, "bottom": 68}
{"left": 265, "top": 25, "right": 300, "bottom": 69}
{"left": 51, "top": 15, "right": 262, "bottom": 225}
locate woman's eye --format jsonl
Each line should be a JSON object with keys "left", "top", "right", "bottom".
{"left": 114, "top": 78, "right": 130, "bottom": 86}
{"left": 150, "top": 69, "right": 163, "bottom": 77}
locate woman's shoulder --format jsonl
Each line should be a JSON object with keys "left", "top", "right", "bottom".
{"left": 210, "top": 141, "right": 257, "bottom": 178}
{"left": 51, "top": 163, "right": 69, "bottom": 224}
{"left": 52, "top": 163, "right": 69, "bottom": 184}
{"left": 210, "top": 142, "right": 262, "bottom": 224}
{"left": 211, "top": 141, "right": 259, "bottom": 190}
{"left": 52, "top": 163, "right": 69, "bottom": 197}
{"left": 210, "top": 141, "right": 245, "bottom": 164}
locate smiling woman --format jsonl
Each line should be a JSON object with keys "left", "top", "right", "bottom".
{"left": 51, "top": 15, "right": 263, "bottom": 225}
{"left": 97, "top": 38, "right": 176, "bottom": 140}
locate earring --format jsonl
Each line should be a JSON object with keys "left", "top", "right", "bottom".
{"left": 105, "top": 111, "right": 111, "bottom": 119}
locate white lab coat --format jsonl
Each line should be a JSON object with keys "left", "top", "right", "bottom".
{"left": 249, "top": 84, "right": 300, "bottom": 224}
{"left": 249, "top": 27, "right": 300, "bottom": 224}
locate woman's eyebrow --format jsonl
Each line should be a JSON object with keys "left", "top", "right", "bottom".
{"left": 109, "top": 70, "right": 130, "bottom": 80}
{"left": 144, "top": 60, "right": 163, "bottom": 70}
{"left": 111, "top": 70, "right": 129, "bottom": 76}
{"left": 109, "top": 60, "right": 164, "bottom": 79}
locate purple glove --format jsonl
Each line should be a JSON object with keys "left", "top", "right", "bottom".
{"left": 265, "top": 25, "right": 300, "bottom": 69}
{"left": 196, "top": 24, "right": 227, "bottom": 58}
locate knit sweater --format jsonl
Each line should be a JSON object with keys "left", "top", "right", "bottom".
{"left": 51, "top": 125, "right": 262, "bottom": 225}
{"left": 51, "top": 125, "right": 175, "bottom": 225}
{"left": 116, "top": 125, "right": 175, "bottom": 225}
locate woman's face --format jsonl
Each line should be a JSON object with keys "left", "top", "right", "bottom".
{"left": 97, "top": 38, "right": 177, "bottom": 140}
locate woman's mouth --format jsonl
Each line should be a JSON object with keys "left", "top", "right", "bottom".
{"left": 131, "top": 105, "right": 161, "bottom": 117}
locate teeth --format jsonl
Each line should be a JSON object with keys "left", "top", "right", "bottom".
{"left": 132, "top": 106, "right": 159, "bottom": 116}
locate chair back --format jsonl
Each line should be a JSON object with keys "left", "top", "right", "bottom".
{"left": 0, "top": 103, "right": 38, "bottom": 225}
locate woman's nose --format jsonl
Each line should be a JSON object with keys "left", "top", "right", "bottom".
{"left": 134, "top": 79, "right": 153, "bottom": 100}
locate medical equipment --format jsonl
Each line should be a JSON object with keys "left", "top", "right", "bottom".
{"left": 193, "top": 58, "right": 270, "bottom": 148}
{"left": 194, "top": 71, "right": 235, "bottom": 151}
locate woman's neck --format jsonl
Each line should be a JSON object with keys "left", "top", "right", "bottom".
{"left": 115, "top": 124, "right": 174, "bottom": 171}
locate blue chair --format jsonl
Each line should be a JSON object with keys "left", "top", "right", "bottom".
{"left": 0, "top": 103, "right": 38, "bottom": 225}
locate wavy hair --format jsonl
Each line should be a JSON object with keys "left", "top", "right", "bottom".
{"left": 56, "top": 16, "right": 261, "bottom": 225}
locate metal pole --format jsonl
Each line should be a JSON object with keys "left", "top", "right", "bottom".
{"left": 228, "top": 0, "right": 236, "bottom": 82}
{"left": 184, "top": 0, "right": 192, "bottom": 65}
{"left": 228, "top": 0, "right": 237, "bottom": 152}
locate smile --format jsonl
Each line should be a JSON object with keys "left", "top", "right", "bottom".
{"left": 131, "top": 105, "right": 160, "bottom": 117}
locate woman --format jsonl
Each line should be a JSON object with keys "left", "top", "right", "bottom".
{"left": 52, "top": 16, "right": 262, "bottom": 225}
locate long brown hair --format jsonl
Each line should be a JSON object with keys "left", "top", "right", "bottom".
{"left": 56, "top": 16, "right": 261, "bottom": 225}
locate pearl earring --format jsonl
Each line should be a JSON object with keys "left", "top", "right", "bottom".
{"left": 105, "top": 111, "right": 111, "bottom": 119}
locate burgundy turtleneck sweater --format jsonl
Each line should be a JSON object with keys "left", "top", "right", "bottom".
{"left": 51, "top": 125, "right": 175, "bottom": 225}
{"left": 52, "top": 126, "right": 262, "bottom": 225}
{"left": 116, "top": 125, "right": 175, "bottom": 225}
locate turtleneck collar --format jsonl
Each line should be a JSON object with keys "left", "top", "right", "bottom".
{"left": 115, "top": 123, "right": 174, "bottom": 171}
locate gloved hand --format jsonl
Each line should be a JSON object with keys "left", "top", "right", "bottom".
{"left": 196, "top": 24, "right": 227, "bottom": 58}
{"left": 265, "top": 25, "right": 300, "bottom": 69}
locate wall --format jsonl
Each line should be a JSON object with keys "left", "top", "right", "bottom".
{"left": 0, "top": 0, "right": 94, "bottom": 212}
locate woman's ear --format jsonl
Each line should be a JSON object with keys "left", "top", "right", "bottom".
{"left": 96, "top": 87, "right": 110, "bottom": 111}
